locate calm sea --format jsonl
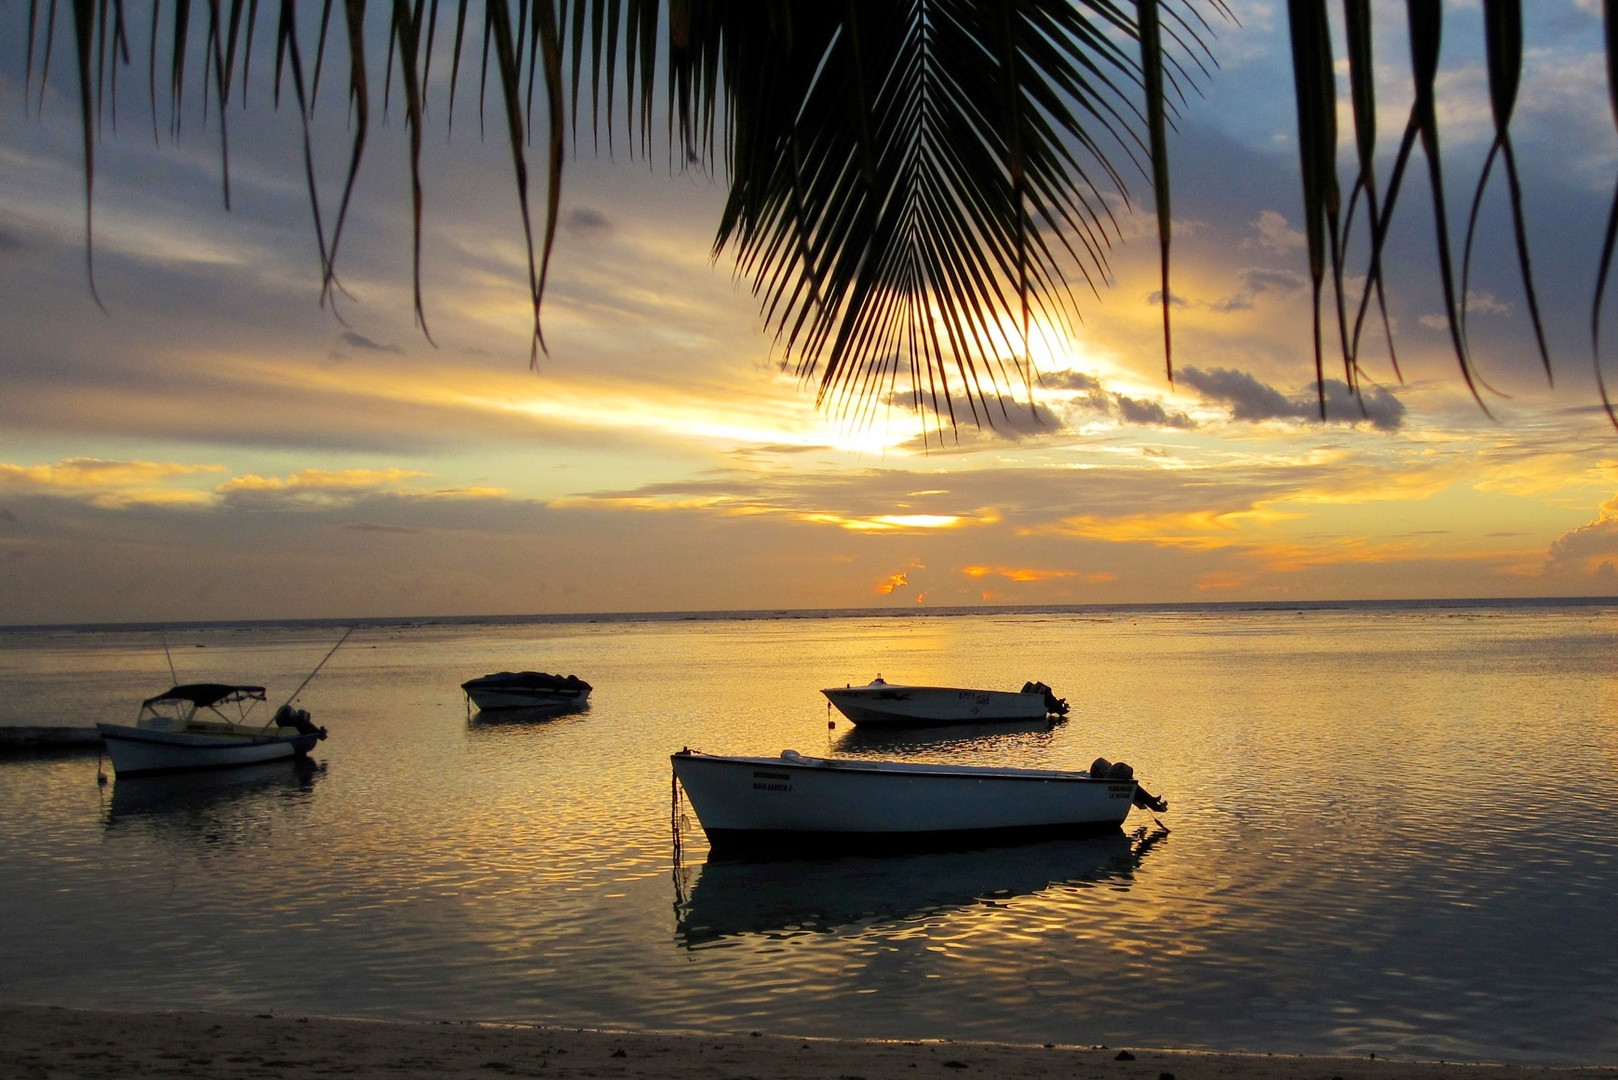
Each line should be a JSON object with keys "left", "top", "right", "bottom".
{"left": 1, "top": 602, "right": 1615, "bottom": 1064}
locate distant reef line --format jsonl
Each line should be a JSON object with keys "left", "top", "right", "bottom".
{"left": 3, "top": 595, "right": 1616, "bottom": 636}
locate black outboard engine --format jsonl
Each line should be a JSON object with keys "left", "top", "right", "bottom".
{"left": 276, "top": 703, "right": 327, "bottom": 740}
{"left": 1090, "top": 756, "right": 1168, "bottom": 813}
{"left": 1132, "top": 785, "right": 1168, "bottom": 813}
{"left": 1022, "top": 680, "right": 1070, "bottom": 716}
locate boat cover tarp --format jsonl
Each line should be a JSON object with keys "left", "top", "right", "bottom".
{"left": 141, "top": 683, "right": 268, "bottom": 709}
{"left": 460, "top": 672, "right": 591, "bottom": 692}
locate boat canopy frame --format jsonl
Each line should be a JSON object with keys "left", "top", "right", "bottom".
{"left": 137, "top": 683, "right": 271, "bottom": 731}
{"left": 140, "top": 683, "right": 268, "bottom": 710}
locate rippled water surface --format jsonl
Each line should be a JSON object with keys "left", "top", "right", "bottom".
{"left": 2, "top": 604, "right": 1616, "bottom": 1063}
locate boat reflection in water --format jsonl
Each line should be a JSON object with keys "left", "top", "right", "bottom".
{"left": 465, "top": 700, "right": 590, "bottom": 729}
{"left": 830, "top": 715, "right": 1066, "bottom": 757}
{"left": 674, "top": 826, "right": 1165, "bottom": 947}
{"left": 102, "top": 758, "right": 325, "bottom": 844}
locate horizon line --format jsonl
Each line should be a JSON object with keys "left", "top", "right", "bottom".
{"left": 4, "top": 594, "right": 1616, "bottom": 635}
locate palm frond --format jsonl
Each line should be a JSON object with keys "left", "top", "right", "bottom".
{"left": 27, "top": 0, "right": 1618, "bottom": 430}
{"left": 1594, "top": 0, "right": 1618, "bottom": 426}
{"left": 28, "top": 0, "right": 1225, "bottom": 434}
{"left": 1339, "top": 0, "right": 1400, "bottom": 386}
{"left": 1461, "top": 0, "right": 1549, "bottom": 384}
{"left": 1286, "top": 0, "right": 1339, "bottom": 417}
{"left": 70, "top": 0, "right": 103, "bottom": 308}
{"left": 686, "top": 1, "right": 1219, "bottom": 439}
{"left": 1138, "top": 0, "right": 1174, "bottom": 381}
{"left": 1399, "top": 3, "right": 1484, "bottom": 409}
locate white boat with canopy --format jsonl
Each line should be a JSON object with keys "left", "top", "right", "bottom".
{"left": 95, "top": 628, "right": 348, "bottom": 777}
{"left": 96, "top": 684, "right": 326, "bottom": 776}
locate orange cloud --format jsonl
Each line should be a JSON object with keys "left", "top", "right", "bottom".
{"left": 554, "top": 495, "right": 980, "bottom": 533}
{"left": 1241, "top": 537, "right": 1536, "bottom": 573}
{"left": 554, "top": 493, "right": 735, "bottom": 513}
{"left": 961, "top": 564, "right": 1079, "bottom": 583}
{"left": 215, "top": 469, "right": 435, "bottom": 509}
{"left": 1544, "top": 493, "right": 1618, "bottom": 578}
{"left": 840, "top": 513, "right": 968, "bottom": 532}
{"left": 216, "top": 468, "right": 429, "bottom": 494}
{"left": 878, "top": 573, "right": 910, "bottom": 595}
{"left": 0, "top": 458, "right": 224, "bottom": 508}
{"left": 1196, "top": 572, "right": 1253, "bottom": 591}
{"left": 1039, "top": 508, "right": 1299, "bottom": 549}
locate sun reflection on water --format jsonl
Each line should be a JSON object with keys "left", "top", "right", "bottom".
{"left": 0, "top": 605, "right": 1615, "bottom": 1061}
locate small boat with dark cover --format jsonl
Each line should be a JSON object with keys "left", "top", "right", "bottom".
{"left": 461, "top": 671, "right": 592, "bottom": 712}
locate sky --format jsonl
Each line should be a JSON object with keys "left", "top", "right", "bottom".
{"left": 3, "top": 1, "right": 1618, "bottom": 626}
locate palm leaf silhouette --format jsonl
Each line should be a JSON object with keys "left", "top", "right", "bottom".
{"left": 20, "top": 0, "right": 1618, "bottom": 428}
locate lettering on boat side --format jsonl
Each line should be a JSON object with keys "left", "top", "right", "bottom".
{"left": 1108, "top": 784, "right": 1132, "bottom": 798}
{"left": 752, "top": 769, "right": 792, "bottom": 793}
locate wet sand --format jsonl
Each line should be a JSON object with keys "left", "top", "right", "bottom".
{"left": 3, "top": 1005, "right": 1613, "bottom": 1080}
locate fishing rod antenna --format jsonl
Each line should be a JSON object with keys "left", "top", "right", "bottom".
{"left": 278, "top": 626, "right": 355, "bottom": 711}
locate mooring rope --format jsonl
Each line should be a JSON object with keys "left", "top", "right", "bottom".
{"left": 670, "top": 767, "right": 683, "bottom": 868}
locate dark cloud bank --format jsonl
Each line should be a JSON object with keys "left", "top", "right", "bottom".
{"left": 1176, "top": 366, "right": 1405, "bottom": 431}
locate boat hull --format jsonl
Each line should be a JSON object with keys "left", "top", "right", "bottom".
{"left": 96, "top": 723, "right": 320, "bottom": 776}
{"left": 822, "top": 684, "right": 1052, "bottom": 726}
{"left": 460, "top": 672, "right": 592, "bottom": 712}
{"left": 672, "top": 751, "right": 1136, "bottom": 853}
{"left": 463, "top": 686, "right": 590, "bottom": 711}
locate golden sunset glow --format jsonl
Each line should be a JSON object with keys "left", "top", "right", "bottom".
{"left": 961, "top": 565, "right": 1078, "bottom": 582}
{"left": 877, "top": 573, "right": 910, "bottom": 595}
{"left": 866, "top": 515, "right": 968, "bottom": 531}
{"left": 1040, "top": 508, "right": 1304, "bottom": 550}
{"left": 217, "top": 469, "right": 431, "bottom": 494}
{"left": 0, "top": 459, "right": 224, "bottom": 508}
{"left": 4, "top": 7, "right": 1617, "bottom": 625}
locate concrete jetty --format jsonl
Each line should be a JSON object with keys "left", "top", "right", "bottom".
{"left": 0, "top": 726, "right": 103, "bottom": 750}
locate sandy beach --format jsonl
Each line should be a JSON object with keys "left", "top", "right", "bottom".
{"left": 3, "top": 1006, "right": 1613, "bottom": 1080}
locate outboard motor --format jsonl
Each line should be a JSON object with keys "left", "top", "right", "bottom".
{"left": 1090, "top": 757, "right": 1168, "bottom": 813}
{"left": 1023, "top": 681, "right": 1070, "bottom": 716}
{"left": 1133, "top": 786, "right": 1168, "bottom": 813}
{"left": 276, "top": 703, "right": 326, "bottom": 740}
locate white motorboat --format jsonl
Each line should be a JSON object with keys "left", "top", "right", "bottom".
{"left": 97, "top": 684, "right": 327, "bottom": 777}
{"left": 821, "top": 675, "right": 1068, "bottom": 727}
{"left": 460, "top": 671, "right": 592, "bottom": 712}
{"left": 671, "top": 748, "right": 1165, "bottom": 853}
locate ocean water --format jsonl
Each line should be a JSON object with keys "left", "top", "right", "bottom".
{"left": 1, "top": 602, "right": 1615, "bottom": 1064}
